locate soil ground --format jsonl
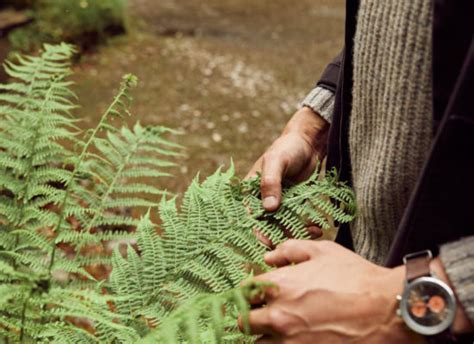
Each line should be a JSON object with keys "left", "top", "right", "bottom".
{"left": 71, "top": 1, "right": 345, "bottom": 192}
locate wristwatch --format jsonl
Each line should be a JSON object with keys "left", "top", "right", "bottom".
{"left": 397, "top": 250, "right": 457, "bottom": 339}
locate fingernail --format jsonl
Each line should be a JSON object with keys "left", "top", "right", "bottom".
{"left": 263, "top": 196, "right": 278, "bottom": 210}
{"left": 307, "top": 226, "right": 323, "bottom": 239}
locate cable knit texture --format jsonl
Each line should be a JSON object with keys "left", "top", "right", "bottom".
{"left": 301, "top": 86, "right": 335, "bottom": 123}
{"left": 440, "top": 237, "right": 474, "bottom": 323}
{"left": 350, "top": 0, "right": 433, "bottom": 264}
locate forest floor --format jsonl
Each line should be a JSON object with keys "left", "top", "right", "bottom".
{"left": 71, "top": 0, "right": 345, "bottom": 193}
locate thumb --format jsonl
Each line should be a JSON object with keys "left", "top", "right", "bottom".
{"left": 260, "top": 153, "right": 287, "bottom": 211}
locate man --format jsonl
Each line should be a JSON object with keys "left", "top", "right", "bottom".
{"left": 240, "top": 1, "right": 474, "bottom": 342}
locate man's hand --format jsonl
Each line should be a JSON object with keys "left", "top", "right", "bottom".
{"left": 246, "top": 107, "right": 329, "bottom": 210}
{"left": 246, "top": 107, "right": 329, "bottom": 246}
{"left": 238, "top": 240, "right": 425, "bottom": 343}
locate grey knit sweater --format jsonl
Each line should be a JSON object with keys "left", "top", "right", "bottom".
{"left": 302, "top": 0, "right": 474, "bottom": 323}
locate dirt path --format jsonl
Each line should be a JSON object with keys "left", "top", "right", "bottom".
{"left": 72, "top": 0, "right": 344, "bottom": 193}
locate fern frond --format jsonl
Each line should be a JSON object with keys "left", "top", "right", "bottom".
{"left": 0, "top": 43, "right": 356, "bottom": 343}
{"left": 36, "top": 288, "right": 141, "bottom": 343}
{"left": 0, "top": 43, "right": 77, "bottom": 233}
{"left": 0, "top": 45, "right": 178, "bottom": 343}
{"left": 139, "top": 282, "right": 271, "bottom": 344}
{"left": 110, "top": 165, "right": 356, "bottom": 342}
{"left": 49, "top": 73, "right": 140, "bottom": 270}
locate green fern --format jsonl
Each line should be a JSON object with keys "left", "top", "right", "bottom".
{"left": 138, "top": 281, "right": 276, "bottom": 344}
{"left": 0, "top": 44, "right": 356, "bottom": 343}
{"left": 0, "top": 44, "right": 178, "bottom": 342}
{"left": 109, "top": 164, "right": 356, "bottom": 342}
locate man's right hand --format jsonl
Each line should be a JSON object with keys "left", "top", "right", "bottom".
{"left": 245, "top": 107, "right": 330, "bottom": 245}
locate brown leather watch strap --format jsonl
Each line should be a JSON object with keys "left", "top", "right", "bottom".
{"left": 404, "top": 250, "right": 432, "bottom": 282}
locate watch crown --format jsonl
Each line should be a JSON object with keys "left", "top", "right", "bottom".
{"left": 396, "top": 294, "right": 402, "bottom": 301}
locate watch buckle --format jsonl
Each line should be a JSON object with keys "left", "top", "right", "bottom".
{"left": 402, "top": 249, "right": 432, "bottom": 265}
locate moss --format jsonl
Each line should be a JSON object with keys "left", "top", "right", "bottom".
{"left": 8, "top": 0, "right": 127, "bottom": 52}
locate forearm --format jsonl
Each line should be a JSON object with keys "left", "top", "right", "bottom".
{"left": 283, "top": 107, "right": 329, "bottom": 157}
{"left": 285, "top": 106, "right": 328, "bottom": 136}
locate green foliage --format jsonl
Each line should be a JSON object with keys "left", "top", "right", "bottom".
{"left": 0, "top": 44, "right": 356, "bottom": 343}
{"left": 109, "top": 165, "right": 356, "bottom": 343}
{"left": 9, "top": 0, "right": 127, "bottom": 51}
{"left": 138, "top": 281, "right": 275, "bottom": 344}
{"left": 0, "top": 43, "right": 178, "bottom": 342}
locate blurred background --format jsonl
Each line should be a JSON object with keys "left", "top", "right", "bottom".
{"left": 0, "top": 0, "right": 344, "bottom": 193}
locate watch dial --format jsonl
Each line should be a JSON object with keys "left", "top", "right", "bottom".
{"left": 407, "top": 281, "right": 451, "bottom": 326}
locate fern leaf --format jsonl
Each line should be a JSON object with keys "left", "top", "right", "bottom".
{"left": 111, "top": 164, "right": 356, "bottom": 342}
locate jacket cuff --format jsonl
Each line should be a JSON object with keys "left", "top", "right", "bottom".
{"left": 300, "top": 86, "right": 335, "bottom": 124}
{"left": 439, "top": 236, "right": 474, "bottom": 323}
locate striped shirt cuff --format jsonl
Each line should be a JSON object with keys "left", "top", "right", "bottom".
{"left": 439, "top": 236, "right": 474, "bottom": 323}
{"left": 300, "top": 86, "right": 335, "bottom": 124}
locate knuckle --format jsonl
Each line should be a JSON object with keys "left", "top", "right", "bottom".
{"left": 268, "top": 149, "right": 289, "bottom": 166}
{"left": 263, "top": 149, "right": 289, "bottom": 168}
{"left": 281, "top": 239, "right": 299, "bottom": 251}
{"left": 263, "top": 150, "right": 278, "bottom": 162}
{"left": 267, "top": 308, "right": 289, "bottom": 333}
{"left": 261, "top": 175, "right": 279, "bottom": 189}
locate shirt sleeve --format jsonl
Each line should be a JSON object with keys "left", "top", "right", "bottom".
{"left": 300, "top": 86, "right": 335, "bottom": 123}
{"left": 439, "top": 236, "right": 474, "bottom": 323}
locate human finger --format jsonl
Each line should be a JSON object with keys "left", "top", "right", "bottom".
{"left": 245, "top": 281, "right": 280, "bottom": 305}
{"left": 238, "top": 308, "right": 275, "bottom": 336}
{"left": 253, "top": 228, "right": 274, "bottom": 248}
{"left": 260, "top": 152, "right": 288, "bottom": 211}
{"left": 307, "top": 225, "right": 323, "bottom": 239}
{"left": 264, "top": 239, "right": 314, "bottom": 267}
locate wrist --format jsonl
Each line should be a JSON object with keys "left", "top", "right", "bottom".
{"left": 390, "top": 255, "right": 472, "bottom": 340}
{"left": 284, "top": 107, "right": 329, "bottom": 153}
{"left": 372, "top": 266, "right": 426, "bottom": 342}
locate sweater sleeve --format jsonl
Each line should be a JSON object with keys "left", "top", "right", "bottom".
{"left": 300, "top": 86, "right": 335, "bottom": 123}
{"left": 439, "top": 236, "right": 474, "bottom": 323}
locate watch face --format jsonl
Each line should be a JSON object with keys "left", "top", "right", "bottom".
{"left": 401, "top": 277, "right": 456, "bottom": 335}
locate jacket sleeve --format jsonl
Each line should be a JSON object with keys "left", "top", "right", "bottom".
{"left": 316, "top": 49, "right": 344, "bottom": 93}
{"left": 300, "top": 50, "right": 343, "bottom": 123}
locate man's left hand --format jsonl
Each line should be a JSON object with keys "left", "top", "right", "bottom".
{"left": 238, "top": 240, "right": 424, "bottom": 343}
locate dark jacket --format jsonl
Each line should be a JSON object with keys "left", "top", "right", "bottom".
{"left": 316, "top": 0, "right": 474, "bottom": 268}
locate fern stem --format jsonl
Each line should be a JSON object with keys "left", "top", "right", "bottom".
{"left": 84, "top": 135, "right": 143, "bottom": 235}
{"left": 19, "top": 292, "right": 31, "bottom": 343}
{"left": 47, "top": 79, "right": 132, "bottom": 278}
